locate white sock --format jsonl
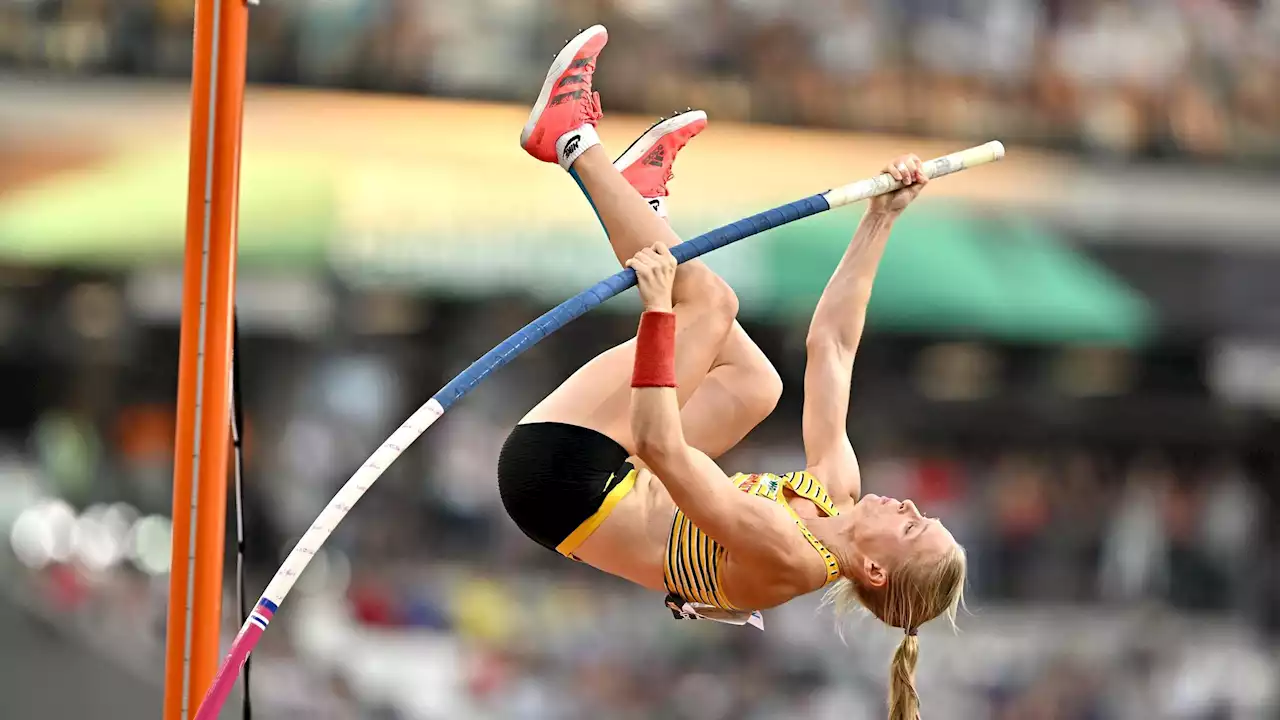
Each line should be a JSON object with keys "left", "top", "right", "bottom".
{"left": 644, "top": 196, "right": 668, "bottom": 219}
{"left": 556, "top": 125, "right": 600, "bottom": 171}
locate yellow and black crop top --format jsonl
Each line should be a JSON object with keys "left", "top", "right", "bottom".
{"left": 663, "top": 470, "right": 842, "bottom": 612}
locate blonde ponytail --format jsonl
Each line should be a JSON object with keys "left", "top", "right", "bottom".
{"left": 822, "top": 543, "right": 966, "bottom": 720}
{"left": 887, "top": 632, "right": 920, "bottom": 720}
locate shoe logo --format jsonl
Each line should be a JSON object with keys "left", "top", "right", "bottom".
{"left": 557, "top": 74, "right": 584, "bottom": 88}
{"left": 563, "top": 135, "right": 581, "bottom": 159}
{"left": 642, "top": 145, "right": 665, "bottom": 167}
{"left": 550, "top": 88, "right": 585, "bottom": 106}
{"left": 648, "top": 199, "right": 661, "bottom": 212}
{"left": 602, "top": 472, "right": 617, "bottom": 494}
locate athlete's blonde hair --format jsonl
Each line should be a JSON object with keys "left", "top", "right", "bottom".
{"left": 822, "top": 543, "right": 967, "bottom": 720}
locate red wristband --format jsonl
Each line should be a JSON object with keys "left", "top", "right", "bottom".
{"left": 632, "top": 311, "right": 678, "bottom": 388}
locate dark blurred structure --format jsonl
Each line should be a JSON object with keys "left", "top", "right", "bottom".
{"left": 0, "top": 1, "right": 1278, "bottom": 719}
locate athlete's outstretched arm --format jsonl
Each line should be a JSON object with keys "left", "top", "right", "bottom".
{"left": 627, "top": 244, "right": 793, "bottom": 561}
{"left": 802, "top": 155, "right": 928, "bottom": 498}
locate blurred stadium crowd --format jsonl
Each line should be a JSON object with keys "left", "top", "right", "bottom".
{"left": 0, "top": 1, "right": 1278, "bottom": 719}
{"left": 2, "top": 0, "right": 1280, "bottom": 163}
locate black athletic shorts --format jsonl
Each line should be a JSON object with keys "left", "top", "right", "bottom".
{"left": 497, "top": 422, "right": 636, "bottom": 557}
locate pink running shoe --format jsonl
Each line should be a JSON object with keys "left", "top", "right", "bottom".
{"left": 614, "top": 109, "right": 708, "bottom": 218}
{"left": 520, "top": 25, "right": 608, "bottom": 166}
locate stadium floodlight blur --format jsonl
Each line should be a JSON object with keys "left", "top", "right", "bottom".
{"left": 8, "top": 497, "right": 170, "bottom": 576}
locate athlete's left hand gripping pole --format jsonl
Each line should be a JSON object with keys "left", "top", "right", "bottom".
{"left": 191, "top": 141, "right": 1005, "bottom": 720}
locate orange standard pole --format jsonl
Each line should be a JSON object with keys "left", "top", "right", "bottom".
{"left": 164, "top": 0, "right": 249, "bottom": 719}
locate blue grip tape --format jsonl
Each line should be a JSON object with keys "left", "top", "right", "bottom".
{"left": 431, "top": 193, "right": 831, "bottom": 411}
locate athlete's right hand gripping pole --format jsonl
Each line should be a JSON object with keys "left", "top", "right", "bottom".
{"left": 821, "top": 140, "right": 1005, "bottom": 209}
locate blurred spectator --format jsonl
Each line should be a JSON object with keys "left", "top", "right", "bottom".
{"left": 2, "top": 0, "right": 1278, "bottom": 163}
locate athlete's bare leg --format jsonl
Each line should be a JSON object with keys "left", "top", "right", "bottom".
{"left": 678, "top": 333, "right": 781, "bottom": 458}
{"left": 519, "top": 143, "right": 738, "bottom": 449}
{"left": 595, "top": 113, "right": 780, "bottom": 456}
{"left": 514, "top": 26, "right": 777, "bottom": 589}
{"left": 522, "top": 109, "right": 781, "bottom": 456}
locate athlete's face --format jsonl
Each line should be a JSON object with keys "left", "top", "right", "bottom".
{"left": 848, "top": 493, "right": 956, "bottom": 586}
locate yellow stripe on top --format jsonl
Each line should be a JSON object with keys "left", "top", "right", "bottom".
{"left": 663, "top": 470, "right": 841, "bottom": 611}
{"left": 556, "top": 466, "right": 638, "bottom": 558}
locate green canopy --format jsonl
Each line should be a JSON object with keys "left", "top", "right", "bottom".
{"left": 746, "top": 201, "right": 1153, "bottom": 345}
{"left": 978, "top": 215, "right": 1152, "bottom": 344}
{"left": 0, "top": 150, "right": 335, "bottom": 268}
{"left": 340, "top": 199, "right": 1153, "bottom": 345}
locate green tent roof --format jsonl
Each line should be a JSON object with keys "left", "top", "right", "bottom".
{"left": 751, "top": 201, "right": 1152, "bottom": 345}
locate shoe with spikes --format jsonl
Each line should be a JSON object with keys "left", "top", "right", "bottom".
{"left": 613, "top": 109, "right": 708, "bottom": 218}
{"left": 520, "top": 25, "right": 608, "bottom": 169}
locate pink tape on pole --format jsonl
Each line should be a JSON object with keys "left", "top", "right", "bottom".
{"left": 192, "top": 614, "right": 266, "bottom": 720}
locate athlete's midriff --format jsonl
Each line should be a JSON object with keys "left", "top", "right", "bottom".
{"left": 571, "top": 463, "right": 841, "bottom": 595}
{"left": 570, "top": 465, "right": 676, "bottom": 591}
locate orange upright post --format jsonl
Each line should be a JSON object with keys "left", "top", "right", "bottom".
{"left": 164, "top": 0, "right": 249, "bottom": 718}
